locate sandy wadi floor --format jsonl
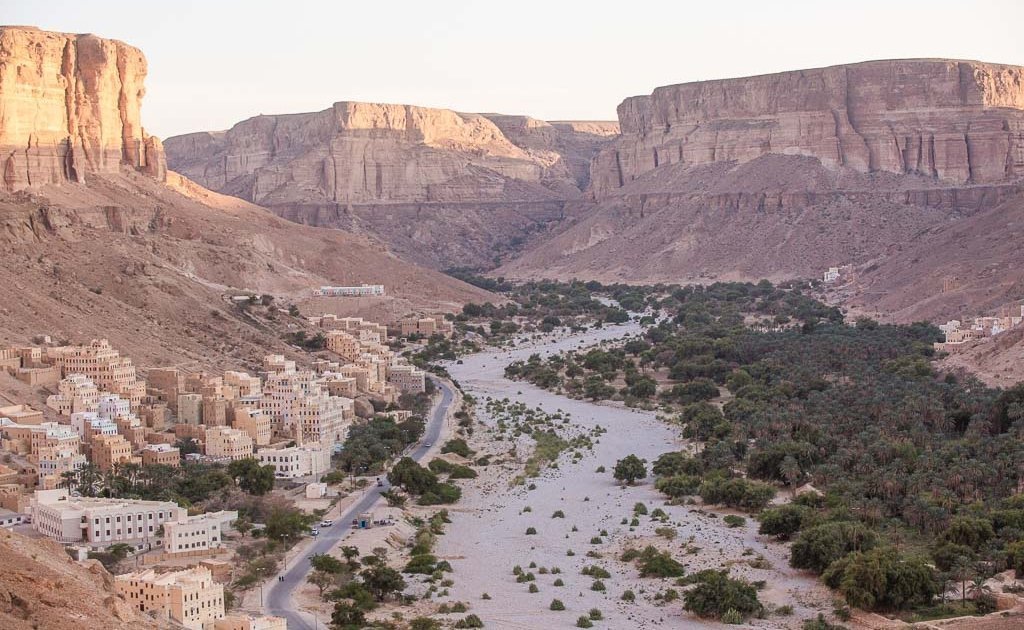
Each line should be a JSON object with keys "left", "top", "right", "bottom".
{"left": 438, "top": 324, "right": 831, "bottom": 629}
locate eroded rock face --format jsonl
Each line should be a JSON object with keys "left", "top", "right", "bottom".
{"left": 593, "top": 59, "right": 1024, "bottom": 196}
{"left": 166, "top": 103, "right": 617, "bottom": 267}
{"left": 166, "top": 103, "right": 617, "bottom": 205}
{"left": 0, "top": 26, "right": 166, "bottom": 192}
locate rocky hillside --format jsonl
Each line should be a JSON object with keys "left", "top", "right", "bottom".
{"left": 503, "top": 59, "right": 1024, "bottom": 321}
{"left": 0, "top": 26, "right": 493, "bottom": 369}
{"left": 165, "top": 105, "right": 617, "bottom": 268}
{"left": 0, "top": 529, "right": 161, "bottom": 629}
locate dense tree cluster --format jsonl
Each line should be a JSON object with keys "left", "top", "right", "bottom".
{"left": 388, "top": 457, "right": 462, "bottom": 506}
{"left": 62, "top": 461, "right": 236, "bottom": 506}
{"left": 451, "top": 277, "right": 643, "bottom": 339}
{"left": 335, "top": 416, "right": 425, "bottom": 474}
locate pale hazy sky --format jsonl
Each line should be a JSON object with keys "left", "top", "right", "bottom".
{"left": 5, "top": 0, "right": 1022, "bottom": 139}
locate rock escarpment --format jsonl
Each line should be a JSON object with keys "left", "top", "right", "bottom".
{"left": 592, "top": 59, "right": 1024, "bottom": 197}
{"left": 505, "top": 59, "right": 1024, "bottom": 322}
{"left": 165, "top": 104, "right": 616, "bottom": 268}
{"left": 0, "top": 26, "right": 166, "bottom": 191}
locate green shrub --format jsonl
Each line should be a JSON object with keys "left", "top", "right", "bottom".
{"left": 404, "top": 554, "right": 438, "bottom": 574}
{"left": 757, "top": 504, "right": 811, "bottom": 539}
{"left": 682, "top": 570, "right": 763, "bottom": 621}
{"left": 550, "top": 598, "right": 566, "bottom": 610}
{"left": 789, "top": 522, "right": 878, "bottom": 573}
{"left": 698, "top": 475, "right": 776, "bottom": 511}
{"left": 656, "top": 474, "right": 702, "bottom": 498}
{"left": 634, "top": 545, "right": 686, "bottom": 578}
{"left": 441, "top": 438, "right": 475, "bottom": 458}
{"left": 454, "top": 614, "right": 484, "bottom": 629}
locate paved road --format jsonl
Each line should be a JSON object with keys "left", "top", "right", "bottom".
{"left": 265, "top": 376, "right": 454, "bottom": 629}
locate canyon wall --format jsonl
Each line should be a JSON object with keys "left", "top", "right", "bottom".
{"left": 592, "top": 59, "right": 1024, "bottom": 197}
{"left": 0, "top": 26, "right": 166, "bottom": 191}
{"left": 166, "top": 103, "right": 617, "bottom": 206}
{"left": 166, "top": 104, "right": 617, "bottom": 267}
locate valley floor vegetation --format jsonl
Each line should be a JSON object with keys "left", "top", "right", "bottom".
{"left": 505, "top": 281, "right": 1024, "bottom": 620}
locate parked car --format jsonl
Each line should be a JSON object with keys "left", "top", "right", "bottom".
{"left": 310, "top": 528, "right": 319, "bottom": 536}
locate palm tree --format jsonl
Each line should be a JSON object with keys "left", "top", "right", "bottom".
{"left": 780, "top": 455, "right": 801, "bottom": 495}
{"left": 967, "top": 575, "right": 992, "bottom": 602}
{"left": 952, "top": 557, "right": 973, "bottom": 605}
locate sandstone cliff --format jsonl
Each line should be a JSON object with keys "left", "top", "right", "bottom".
{"left": 0, "top": 26, "right": 166, "bottom": 191}
{"left": 504, "top": 60, "right": 1024, "bottom": 322}
{"left": 165, "top": 104, "right": 617, "bottom": 268}
{"left": 592, "top": 59, "right": 1024, "bottom": 196}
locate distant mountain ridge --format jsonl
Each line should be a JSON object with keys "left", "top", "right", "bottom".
{"left": 165, "top": 103, "right": 617, "bottom": 268}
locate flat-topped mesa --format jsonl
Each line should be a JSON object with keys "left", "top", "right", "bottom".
{"left": 592, "top": 59, "right": 1024, "bottom": 197}
{"left": 165, "top": 102, "right": 617, "bottom": 206}
{"left": 0, "top": 26, "right": 166, "bottom": 192}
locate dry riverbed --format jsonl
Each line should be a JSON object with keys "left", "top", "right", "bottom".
{"left": 434, "top": 323, "right": 833, "bottom": 629}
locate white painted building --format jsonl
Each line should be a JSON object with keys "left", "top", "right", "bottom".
{"left": 257, "top": 442, "right": 329, "bottom": 479}
{"left": 31, "top": 489, "right": 184, "bottom": 546}
{"left": 97, "top": 394, "right": 131, "bottom": 420}
{"left": 163, "top": 510, "right": 237, "bottom": 555}
{"left": 70, "top": 411, "right": 118, "bottom": 439}
{"left": 313, "top": 284, "right": 385, "bottom": 297}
